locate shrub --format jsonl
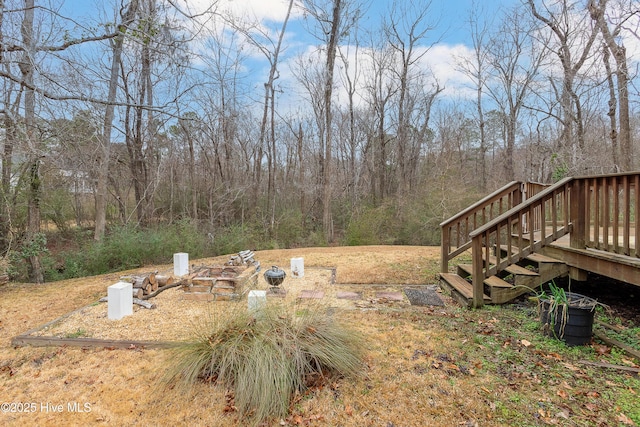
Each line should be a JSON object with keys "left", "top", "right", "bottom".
{"left": 344, "top": 203, "right": 397, "bottom": 246}
{"left": 163, "top": 301, "right": 365, "bottom": 425}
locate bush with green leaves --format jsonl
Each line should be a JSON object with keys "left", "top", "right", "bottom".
{"left": 164, "top": 301, "right": 365, "bottom": 425}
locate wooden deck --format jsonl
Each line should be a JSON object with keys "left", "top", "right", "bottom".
{"left": 536, "top": 228, "right": 640, "bottom": 287}
{"left": 440, "top": 172, "right": 640, "bottom": 308}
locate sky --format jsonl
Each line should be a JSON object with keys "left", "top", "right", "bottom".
{"left": 56, "top": 0, "right": 640, "bottom": 119}
{"left": 190, "top": 0, "right": 519, "bottom": 98}
{"left": 59, "top": 0, "right": 519, "bottom": 101}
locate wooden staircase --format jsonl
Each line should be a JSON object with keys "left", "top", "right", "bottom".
{"left": 440, "top": 249, "right": 569, "bottom": 307}
{"left": 439, "top": 172, "right": 640, "bottom": 308}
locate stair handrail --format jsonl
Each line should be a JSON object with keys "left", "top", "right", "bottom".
{"left": 440, "top": 181, "right": 523, "bottom": 274}
{"left": 466, "top": 177, "right": 574, "bottom": 308}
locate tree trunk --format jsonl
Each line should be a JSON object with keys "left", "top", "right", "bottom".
{"left": 321, "top": 0, "right": 342, "bottom": 243}
{"left": 94, "top": 0, "right": 139, "bottom": 240}
{"left": 589, "top": 0, "right": 631, "bottom": 171}
{"left": 20, "top": 0, "right": 44, "bottom": 283}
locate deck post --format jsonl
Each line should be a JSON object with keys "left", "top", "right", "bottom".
{"left": 441, "top": 225, "right": 449, "bottom": 274}
{"left": 471, "top": 237, "right": 484, "bottom": 308}
{"left": 570, "top": 179, "right": 586, "bottom": 249}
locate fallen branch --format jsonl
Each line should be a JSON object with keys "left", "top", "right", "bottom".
{"left": 99, "top": 297, "right": 156, "bottom": 309}
{"left": 141, "top": 280, "right": 184, "bottom": 300}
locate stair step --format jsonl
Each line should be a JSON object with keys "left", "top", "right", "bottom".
{"left": 439, "top": 273, "right": 490, "bottom": 302}
{"left": 526, "top": 253, "right": 563, "bottom": 264}
{"left": 504, "top": 264, "right": 539, "bottom": 276}
{"left": 499, "top": 244, "right": 520, "bottom": 254}
{"left": 457, "top": 264, "right": 473, "bottom": 277}
{"left": 460, "top": 262, "right": 539, "bottom": 278}
{"left": 484, "top": 275, "right": 514, "bottom": 289}
{"left": 481, "top": 253, "right": 498, "bottom": 265}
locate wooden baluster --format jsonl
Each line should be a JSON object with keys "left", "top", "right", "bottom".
{"left": 602, "top": 177, "right": 610, "bottom": 251}
{"left": 570, "top": 178, "right": 586, "bottom": 250}
{"left": 635, "top": 175, "right": 640, "bottom": 258}
{"left": 594, "top": 178, "right": 600, "bottom": 249}
{"left": 613, "top": 177, "right": 620, "bottom": 253}
{"left": 623, "top": 175, "right": 630, "bottom": 255}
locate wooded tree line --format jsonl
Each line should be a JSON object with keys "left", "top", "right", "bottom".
{"left": 0, "top": 0, "right": 638, "bottom": 282}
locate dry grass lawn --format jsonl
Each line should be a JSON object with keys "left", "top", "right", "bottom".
{"left": 1, "top": 246, "right": 638, "bottom": 426}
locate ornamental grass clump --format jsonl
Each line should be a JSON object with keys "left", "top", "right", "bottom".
{"left": 163, "top": 301, "right": 365, "bottom": 424}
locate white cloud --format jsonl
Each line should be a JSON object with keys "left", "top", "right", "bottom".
{"left": 180, "top": 0, "right": 302, "bottom": 23}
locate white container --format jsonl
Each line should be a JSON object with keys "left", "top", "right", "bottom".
{"left": 248, "top": 290, "right": 267, "bottom": 312}
{"left": 290, "top": 257, "right": 304, "bottom": 278}
{"left": 173, "top": 252, "right": 189, "bottom": 276}
{"left": 108, "top": 281, "right": 133, "bottom": 320}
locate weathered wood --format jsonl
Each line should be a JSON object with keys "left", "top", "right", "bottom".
{"left": 596, "top": 320, "right": 627, "bottom": 333}
{"left": 132, "top": 288, "right": 143, "bottom": 299}
{"left": 131, "top": 276, "right": 150, "bottom": 289}
{"left": 156, "top": 275, "right": 174, "bottom": 286}
{"left": 593, "top": 329, "right": 640, "bottom": 361}
{"left": 578, "top": 360, "right": 639, "bottom": 375}
{"left": 11, "top": 334, "right": 177, "bottom": 349}
{"left": 141, "top": 280, "right": 184, "bottom": 300}
{"left": 540, "top": 244, "right": 640, "bottom": 287}
{"left": 147, "top": 271, "right": 157, "bottom": 285}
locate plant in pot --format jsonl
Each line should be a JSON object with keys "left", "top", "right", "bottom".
{"left": 538, "top": 282, "right": 600, "bottom": 346}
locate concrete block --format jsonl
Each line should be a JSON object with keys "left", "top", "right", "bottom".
{"left": 174, "top": 252, "right": 189, "bottom": 276}
{"left": 108, "top": 281, "right": 133, "bottom": 320}
{"left": 248, "top": 290, "right": 267, "bottom": 312}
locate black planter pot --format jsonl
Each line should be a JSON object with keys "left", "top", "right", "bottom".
{"left": 539, "top": 292, "right": 597, "bottom": 346}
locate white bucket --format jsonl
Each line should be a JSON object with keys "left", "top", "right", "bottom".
{"left": 290, "top": 257, "right": 304, "bottom": 278}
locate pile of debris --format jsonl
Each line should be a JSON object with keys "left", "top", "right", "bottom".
{"left": 119, "top": 271, "right": 176, "bottom": 299}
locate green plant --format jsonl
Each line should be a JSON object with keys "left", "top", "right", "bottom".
{"left": 163, "top": 301, "right": 365, "bottom": 425}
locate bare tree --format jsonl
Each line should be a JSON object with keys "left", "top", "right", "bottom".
{"left": 384, "top": 0, "right": 440, "bottom": 196}
{"left": 300, "top": 0, "right": 362, "bottom": 241}
{"left": 588, "top": 0, "right": 634, "bottom": 171}
{"left": 527, "top": 0, "right": 599, "bottom": 156}
{"left": 485, "top": 6, "right": 546, "bottom": 181}
{"left": 94, "top": 0, "right": 140, "bottom": 240}
{"left": 457, "top": 1, "right": 491, "bottom": 190}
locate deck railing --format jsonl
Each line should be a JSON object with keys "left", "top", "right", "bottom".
{"left": 467, "top": 178, "right": 573, "bottom": 307}
{"left": 578, "top": 172, "right": 639, "bottom": 257}
{"left": 440, "top": 181, "right": 524, "bottom": 274}
{"left": 441, "top": 172, "right": 640, "bottom": 308}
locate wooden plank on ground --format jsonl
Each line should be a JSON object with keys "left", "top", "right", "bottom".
{"left": 578, "top": 360, "right": 639, "bottom": 375}
{"left": 593, "top": 330, "right": 640, "bottom": 362}
{"left": 11, "top": 335, "right": 178, "bottom": 349}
